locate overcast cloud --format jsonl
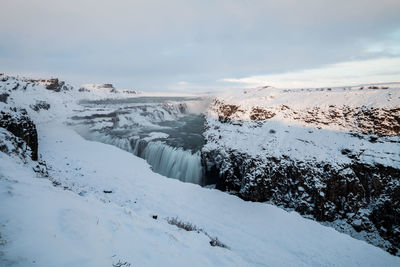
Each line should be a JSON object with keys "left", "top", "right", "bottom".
{"left": 1, "top": 0, "right": 400, "bottom": 91}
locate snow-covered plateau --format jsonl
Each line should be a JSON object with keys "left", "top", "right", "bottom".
{"left": 0, "top": 74, "right": 399, "bottom": 266}
{"left": 203, "top": 84, "right": 400, "bottom": 255}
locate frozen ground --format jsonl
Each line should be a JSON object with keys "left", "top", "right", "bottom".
{"left": 1, "top": 124, "right": 400, "bottom": 266}
{"left": 205, "top": 84, "right": 400, "bottom": 169}
{"left": 203, "top": 84, "right": 400, "bottom": 253}
{"left": 1, "top": 74, "right": 400, "bottom": 266}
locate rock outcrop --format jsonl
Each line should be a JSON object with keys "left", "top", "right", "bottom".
{"left": 0, "top": 109, "right": 48, "bottom": 177}
{"left": 0, "top": 108, "right": 38, "bottom": 161}
{"left": 41, "top": 78, "right": 66, "bottom": 92}
{"left": 202, "top": 149, "right": 400, "bottom": 254}
{"left": 203, "top": 86, "right": 400, "bottom": 255}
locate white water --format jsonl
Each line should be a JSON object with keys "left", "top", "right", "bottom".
{"left": 71, "top": 97, "right": 207, "bottom": 185}
{"left": 143, "top": 141, "right": 203, "bottom": 184}
{"left": 79, "top": 132, "right": 204, "bottom": 184}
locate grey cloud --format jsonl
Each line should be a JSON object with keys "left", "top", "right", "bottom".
{"left": 1, "top": 0, "right": 399, "bottom": 90}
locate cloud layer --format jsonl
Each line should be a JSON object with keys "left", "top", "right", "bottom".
{"left": 222, "top": 57, "right": 400, "bottom": 88}
{"left": 1, "top": 0, "right": 400, "bottom": 90}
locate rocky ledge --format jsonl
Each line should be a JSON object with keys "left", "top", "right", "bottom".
{"left": 202, "top": 86, "right": 400, "bottom": 255}
{"left": 0, "top": 108, "right": 39, "bottom": 161}
{"left": 0, "top": 108, "right": 48, "bottom": 176}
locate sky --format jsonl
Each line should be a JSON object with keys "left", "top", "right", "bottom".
{"left": 1, "top": 0, "right": 400, "bottom": 91}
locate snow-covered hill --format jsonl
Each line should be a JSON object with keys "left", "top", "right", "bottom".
{"left": 203, "top": 84, "right": 400, "bottom": 254}
{"left": 1, "top": 74, "right": 400, "bottom": 266}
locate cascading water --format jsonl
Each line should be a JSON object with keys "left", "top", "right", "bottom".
{"left": 142, "top": 142, "right": 203, "bottom": 184}
{"left": 70, "top": 96, "right": 209, "bottom": 185}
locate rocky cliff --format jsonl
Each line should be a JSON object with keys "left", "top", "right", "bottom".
{"left": 0, "top": 108, "right": 38, "bottom": 161}
{"left": 202, "top": 85, "right": 400, "bottom": 255}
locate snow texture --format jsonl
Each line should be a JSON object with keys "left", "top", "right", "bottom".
{"left": 202, "top": 84, "right": 400, "bottom": 254}
{"left": 1, "top": 74, "right": 400, "bottom": 266}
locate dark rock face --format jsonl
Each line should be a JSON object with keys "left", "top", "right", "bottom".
{"left": 203, "top": 97, "right": 400, "bottom": 255}
{"left": 30, "top": 100, "right": 51, "bottom": 112}
{"left": 102, "top": 83, "right": 114, "bottom": 89}
{"left": 78, "top": 87, "right": 90, "bottom": 92}
{"left": 0, "top": 120, "right": 48, "bottom": 177}
{"left": 0, "top": 127, "right": 33, "bottom": 161}
{"left": 289, "top": 106, "right": 400, "bottom": 136}
{"left": 202, "top": 149, "right": 400, "bottom": 254}
{"left": 211, "top": 99, "right": 400, "bottom": 136}
{"left": 0, "top": 109, "right": 38, "bottom": 160}
{"left": 216, "top": 102, "right": 242, "bottom": 123}
{"left": 0, "top": 93, "right": 9, "bottom": 103}
{"left": 249, "top": 107, "right": 276, "bottom": 121}
{"left": 44, "top": 78, "right": 65, "bottom": 92}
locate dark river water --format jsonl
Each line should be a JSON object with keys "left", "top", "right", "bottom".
{"left": 70, "top": 96, "right": 209, "bottom": 185}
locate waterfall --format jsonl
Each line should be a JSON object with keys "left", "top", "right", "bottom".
{"left": 72, "top": 97, "right": 207, "bottom": 185}
{"left": 81, "top": 131, "right": 204, "bottom": 185}
{"left": 142, "top": 141, "right": 203, "bottom": 184}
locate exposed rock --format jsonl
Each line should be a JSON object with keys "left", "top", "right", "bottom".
{"left": 203, "top": 90, "right": 400, "bottom": 255}
{"left": 43, "top": 78, "right": 65, "bottom": 92}
{"left": 202, "top": 149, "right": 400, "bottom": 254}
{"left": 0, "top": 93, "right": 9, "bottom": 103}
{"left": 0, "top": 127, "right": 33, "bottom": 161}
{"left": 102, "top": 83, "right": 114, "bottom": 89}
{"left": 78, "top": 87, "right": 90, "bottom": 92}
{"left": 286, "top": 105, "right": 400, "bottom": 136}
{"left": 0, "top": 109, "right": 38, "bottom": 160}
{"left": 212, "top": 100, "right": 243, "bottom": 123}
{"left": 0, "top": 126, "right": 48, "bottom": 177}
{"left": 30, "top": 100, "right": 50, "bottom": 112}
{"left": 250, "top": 107, "right": 276, "bottom": 120}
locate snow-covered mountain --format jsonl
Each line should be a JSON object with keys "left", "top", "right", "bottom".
{"left": 1, "top": 73, "right": 400, "bottom": 266}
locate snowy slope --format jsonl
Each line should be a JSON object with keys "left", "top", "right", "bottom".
{"left": 217, "top": 84, "right": 399, "bottom": 110}
{"left": 1, "top": 74, "right": 400, "bottom": 266}
{"left": 204, "top": 84, "right": 400, "bottom": 171}
{"left": 202, "top": 84, "right": 400, "bottom": 254}
{"left": 0, "top": 74, "right": 203, "bottom": 123}
{"left": 1, "top": 124, "right": 400, "bottom": 266}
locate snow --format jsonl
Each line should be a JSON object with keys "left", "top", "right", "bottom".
{"left": 0, "top": 74, "right": 203, "bottom": 124}
{"left": 218, "top": 84, "right": 400, "bottom": 111}
{"left": 68, "top": 96, "right": 206, "bottom": 184}
{"left": 211, "top": 85, "right": 400, "bottom": 136}
{"left": 143, "top": 132, "right": 169, "bottom": 141}
{"left": 1, "top": 74, "right": 400, "bottom": 266}
{"left": 205, "top": 84, "right": 400, "bottom": 168}
{"left": 204, "top": 119, "right": 400, "bottom": 168}
{"left": 1, "top": 124, "right": 399, "bottom": 266}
